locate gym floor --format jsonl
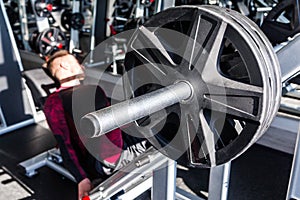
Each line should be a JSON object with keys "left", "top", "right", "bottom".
{"left": 0, "top": 120, "right": 293, "bottom": 200}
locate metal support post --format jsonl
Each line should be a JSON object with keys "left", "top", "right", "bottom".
{"left": 208, "top": 161, "right": 231, "bottom": 200}
{"left": 155, "top": 0, "right": 175, "bottom": 14}
{"left": 0, "top": 105, "right": 7, "bottom": 130}
{"left": 69, "top": 0, "right": 81, "bottom": 52}
{"left": 286, "top": 122, "right": 300, "bottom": 200}
{"left": 152, "top": 159, "right": 177, "bottom": 200}
{"left": 19, "top": 0, "right": 31, "bottom": 50}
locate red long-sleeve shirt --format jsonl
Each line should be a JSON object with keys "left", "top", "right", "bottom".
{"left": 43, "top": 85, "right": 123, "bottom": 183}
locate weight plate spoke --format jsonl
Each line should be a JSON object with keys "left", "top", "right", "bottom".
{"left": 199, "top": 110, "right": 217, "bottom": 166}
{"left": 52, "top": 28, "right": 59, "bottom": 39}
{"left": 204, "top": 73, "right": 263, "bottom": 96}
{"left": 139, "top": 26, "right": 177, "bottom": 66}
{"left": 181, "top": 10, "right": 202, "bottom": 70}
{"left": 203, "top": 95, "right": 260, "bottom": 122}
{"left": 202, "top": 80, "right": 263, "bottom": 122}
{"left": 43, "top": 46, "right": 52, "bottom": 55}
{"left": 130, "top": 28, "right": 177, "bottom": 78}
{"left": 189, "top": 19, "right": 227, "bottom": 73}
{"left": 41, "top": 37, "right": 51, "bottom": 45}
{"left": 186, "top": 113, "right": 202, "bottom": 163}
{"left": 129, "top": 49, "right": 170, "bottom": 81}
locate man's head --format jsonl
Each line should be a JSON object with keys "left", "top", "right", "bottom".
{"left": 45, "top": 50, "right": 84, "bottom": 81}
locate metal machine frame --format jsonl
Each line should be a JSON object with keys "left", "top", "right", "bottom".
{"left": 18, "top": 142, "right": 231, "bottom": 200}
{"left": 18, "top": 148, "right": 76, "bottom": 183}
{"left": 0, "top": 0, "right": 35, "bottom": 135}
{"left": 286, "top": 124, "right": 300, "bottom": 200}
{"left": 276, "top": 34, "right": 300, "bottom": 200}
{"left": 88, "top": 147, "right": 231, "bottom": 200}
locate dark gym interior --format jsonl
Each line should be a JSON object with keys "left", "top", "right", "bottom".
{"left": 0, "top": 0, "right": 300, "bottom": 200}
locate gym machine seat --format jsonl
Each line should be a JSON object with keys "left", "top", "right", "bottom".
{"left": 18, "top": 67, "right": 76, "bottom": 182}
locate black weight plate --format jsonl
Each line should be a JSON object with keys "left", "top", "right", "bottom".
{"left": 70, "top": 13, "right": 85, "bottom": 30}
{"left": 61, "top": 9, "right": 72, "bottom": 31}
{"left": 261, "top": 0, "right": 300, "bottom": 44}
{"left": 37, "top": 27, "right": 67, "bottom": 57}
{"left": 123, "top": 5, "right": 279, "bottom": 167}
{"left": 34, "top": 0, "right": 52, "bottom": 18}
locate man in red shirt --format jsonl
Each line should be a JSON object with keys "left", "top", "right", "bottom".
{"left": 43, "top": 50, "right": 148, "bottom": 199}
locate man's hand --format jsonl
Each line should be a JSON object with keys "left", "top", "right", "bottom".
{"left": 78, "top": 178, "right": 92, "bottom": 200}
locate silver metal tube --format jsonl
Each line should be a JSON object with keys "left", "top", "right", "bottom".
{"left": 46, "top": 160, "right": 76, "bottom": 183}
{"left": 81, "top": 81, "right": 193, "bottom": 137}
{"left": 286, "top": 123, "right": 300, "bottom": 199}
